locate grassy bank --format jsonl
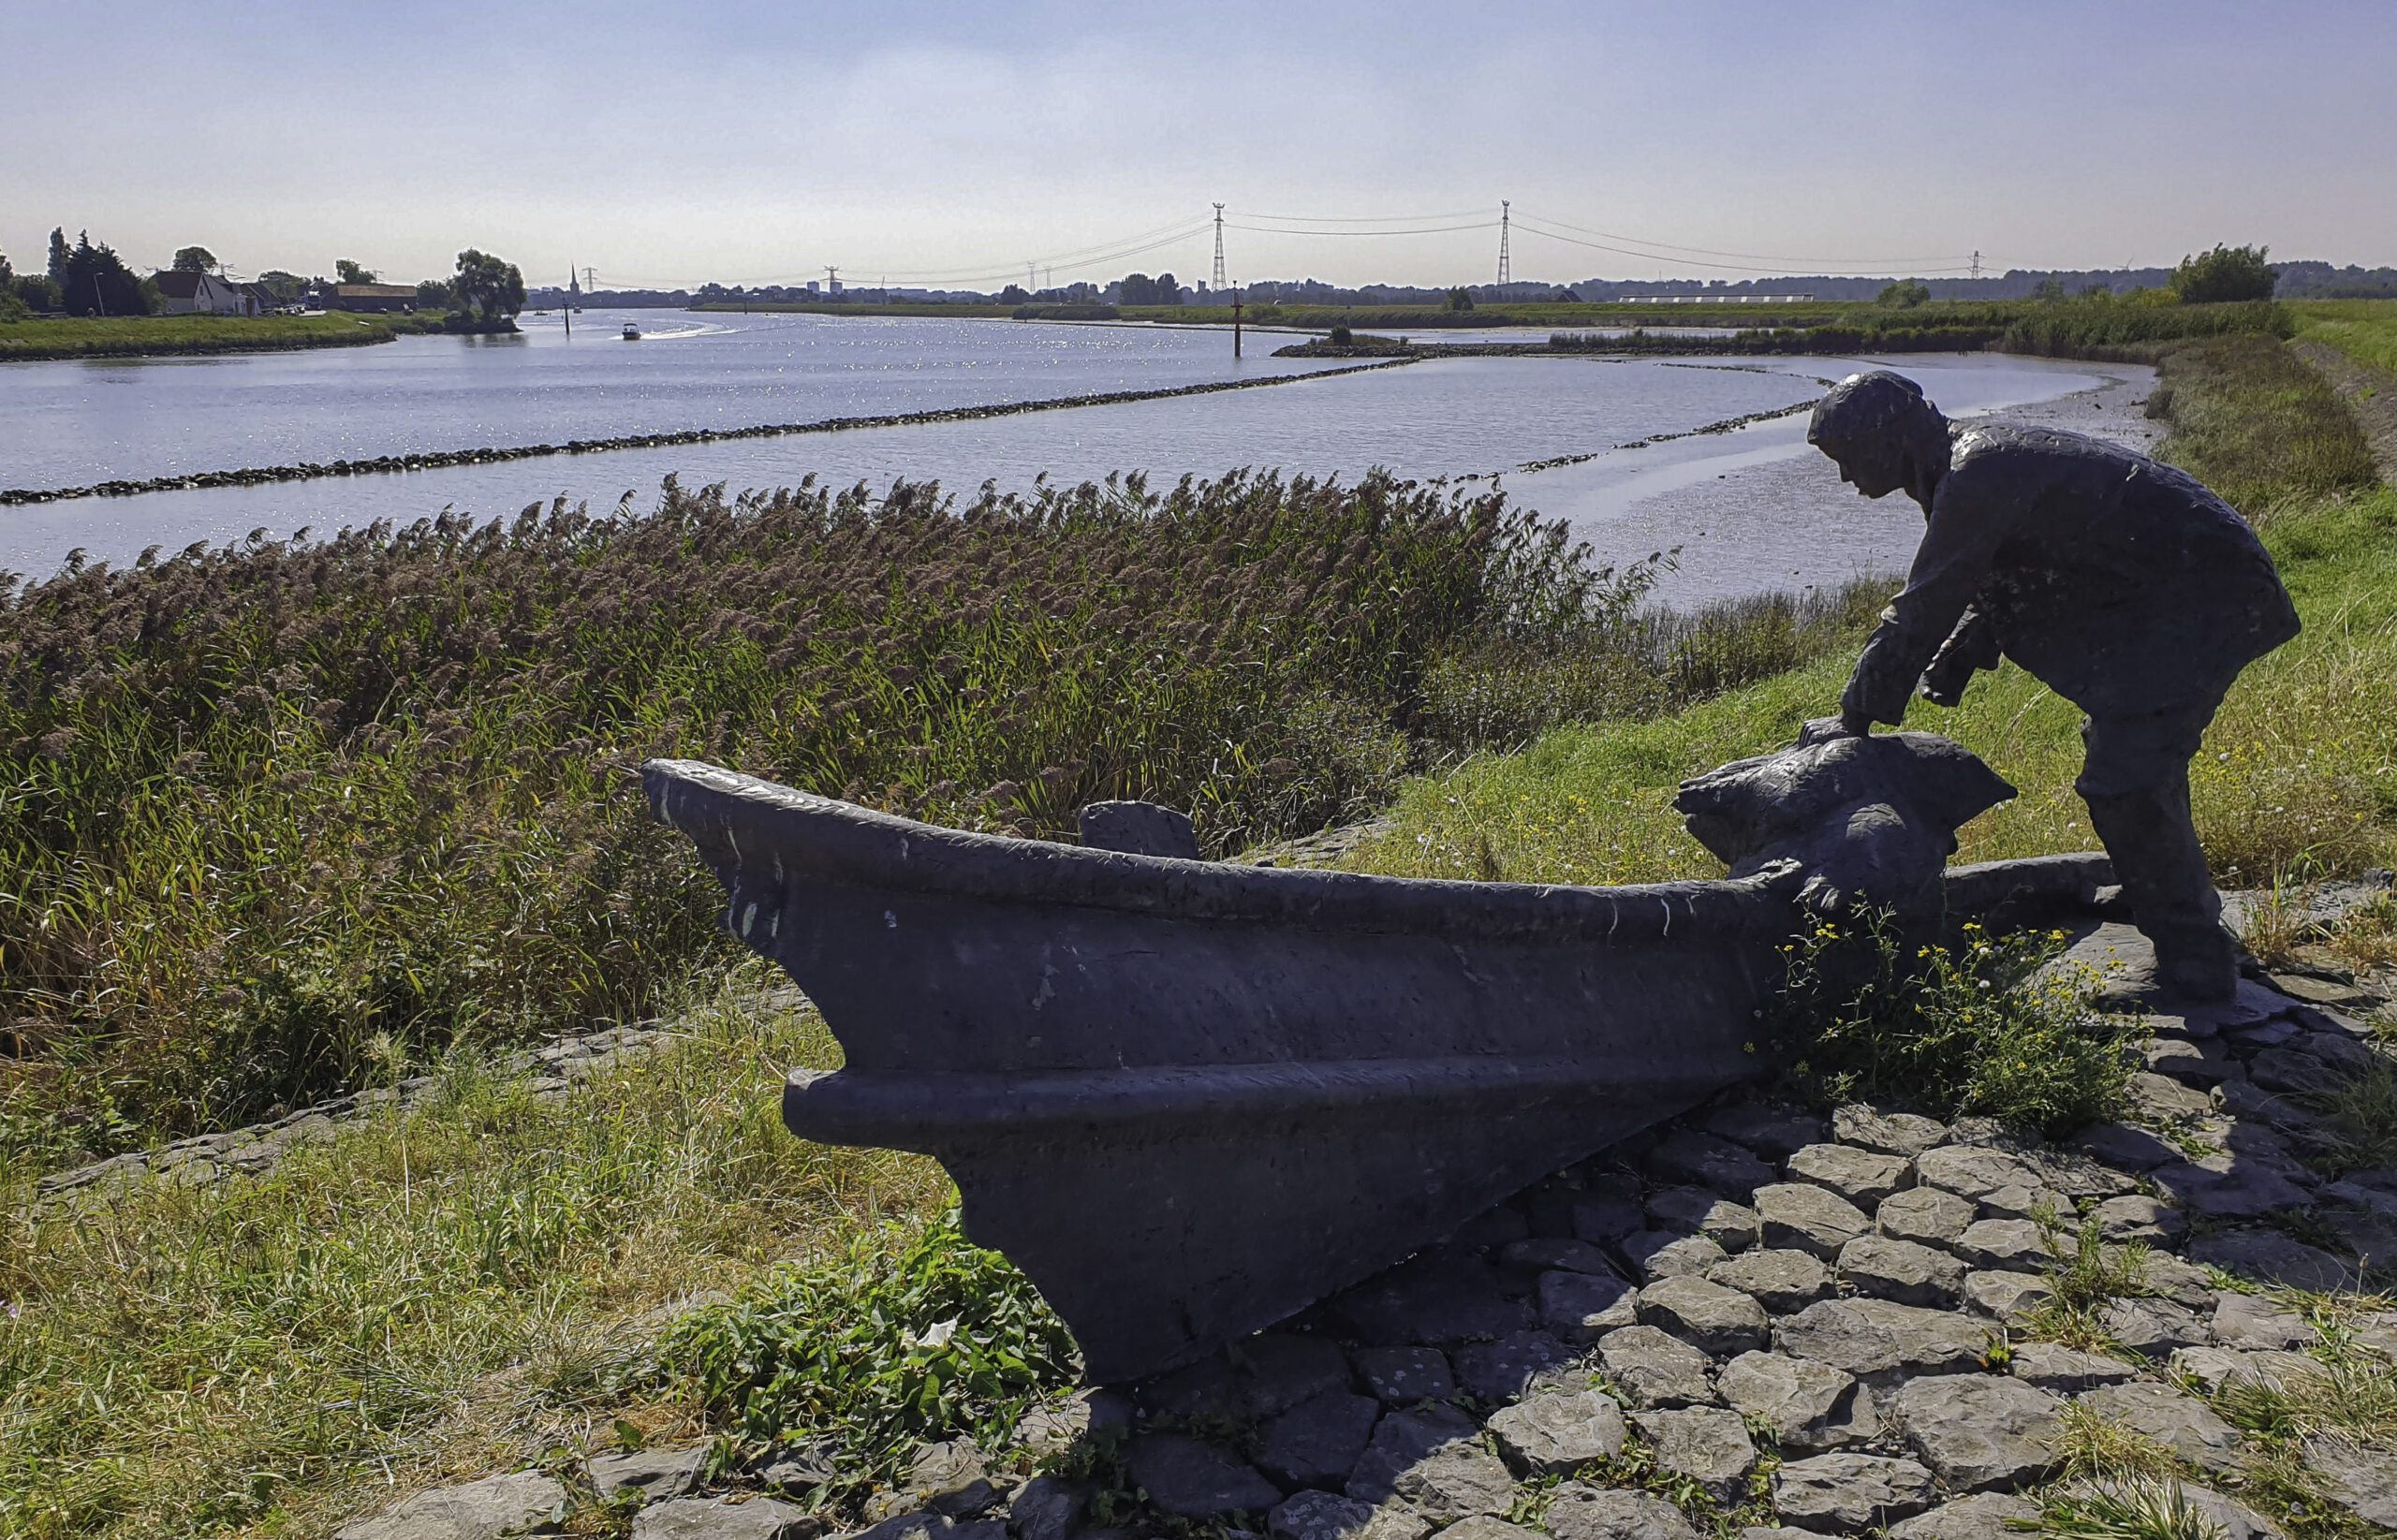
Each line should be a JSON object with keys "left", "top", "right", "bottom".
{"left": 1342, "top": 330, "right": 2393, "bottom": 896}
{"left": 688, "top": 301, "right": 1013, "bottom": 318}
{"left": 0, "top": 312, "right": 455, "bottom": 362}
{"left": 0, "top": 968, "right": 951, "bottom": 1540}
{"left": 2294, "top": 298, "right": 2397, "bottom": 375}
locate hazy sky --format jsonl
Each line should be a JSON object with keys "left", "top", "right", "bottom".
{"left": 7, "top": 0, "right": 2390, "bottom": 291}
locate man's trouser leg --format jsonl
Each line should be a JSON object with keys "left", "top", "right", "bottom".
{"left": 2076, "top": 693, "right": 2236, "bottom": 1001}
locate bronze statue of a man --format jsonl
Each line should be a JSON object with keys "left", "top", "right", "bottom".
{"left": 1809, "top": 370, "right": 2300, "bottom": 1002}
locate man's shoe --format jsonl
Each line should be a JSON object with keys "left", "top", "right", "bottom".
{"left": 2089, "top": 950, "right": 2237, "bottom": 1009}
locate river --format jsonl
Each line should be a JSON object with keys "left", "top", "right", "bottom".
{"left": 0, "top": 310, "right": 2154, "bottom": 604}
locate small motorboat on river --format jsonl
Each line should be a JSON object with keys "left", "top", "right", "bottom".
{"left": 621, "top": 322, "right": 640, "bottom": 340}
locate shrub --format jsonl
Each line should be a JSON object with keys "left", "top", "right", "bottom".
{"left": 1329, "top": 324, "right": 1353, "bottom": 346}
{"left": 657, "top": 1212, "right": 1075, "bottom": 1504}
{"left": 1876, "top": 280, "right": 1931, "bottom": 308}
{"left": 1772, "top": 913, "right": 2134, "bottom": 1136}
{"left": 2170, "top": 243, "right": 2276, "bottom": 304}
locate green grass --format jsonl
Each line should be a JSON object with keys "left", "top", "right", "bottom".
{"left": 687, "top": 301, "right": 1013, "bottom": 318}
{"left": 0, "top": 313, "right": 446, "bottom": 361}
{"left": 2293, "top": 299, "right": 2397, "bottom": 376}
{"left": 0, "top": 963, "right": 950, "bottom": 1540}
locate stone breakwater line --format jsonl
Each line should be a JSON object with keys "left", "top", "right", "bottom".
{"left": 0, "top": 359, "right": 1417, "bottom": 508}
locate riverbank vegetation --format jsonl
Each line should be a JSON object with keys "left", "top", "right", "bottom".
{"left": 2296, "top": 298, "right": 2397, "bottom": 376}
{"left": 0, "top": 311, "right": 450, "bottom": 361}
{"left": 0, "top": 473, "right": 1649, "bottom": 1170}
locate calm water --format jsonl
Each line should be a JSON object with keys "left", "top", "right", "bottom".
{"left": 0, "top": 312, "right": 2148, "bottom": 599}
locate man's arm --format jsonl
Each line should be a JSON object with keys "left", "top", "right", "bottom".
{"left": 1840, "top": 470, "right": 2009, "bottom": 731}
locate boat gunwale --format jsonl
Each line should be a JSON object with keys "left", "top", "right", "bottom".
{"left": 644, "top": 757, "right": 1793, "bottom": 946}
{"left": 783, "top": 1057, "right": 1755, "bottom": 1147}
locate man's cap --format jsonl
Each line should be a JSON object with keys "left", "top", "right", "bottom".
{"left": 1808, "top": 370, "right": 1934, "bottom": 447}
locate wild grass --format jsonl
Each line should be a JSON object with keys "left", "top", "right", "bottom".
{"left": 0, "top": 963, "right": 950, "bottom": 1540}
{"left": 2146, "top": 335, "right": 2380, "bottom": 512}
{"left": 2298, "top": 1058, "right": 2397, "bottom": 1173}
{"left": 1544, "top": 298, "right": 2290, "bottom": 359}
{"left": 0, "top": 312, "right": 436, "bottom": 360}
{"left": 2036, "top": 1475, "right": 2233, "bottom": 1540}
{"left": 1772, "top": 914, "right": 2132, "bottom": 1136}
{"left": 2203, "top": 1307, "right": 2397, "bottom": 1540}
{"left": 1412, "top": 575, "right": 1890, "bottom": 757}
{"left": 2293, "top": 299, "right": 2397, "bottom": 377}
{"left": 2027, "top": 1210, "right": 2154, "bottom": 1353}
{"left": 2051, "top": 1404, "right": 2186, "bottom": 1484}
{"left": 0, "top": 471, "right": 1635, "bottom": 1169}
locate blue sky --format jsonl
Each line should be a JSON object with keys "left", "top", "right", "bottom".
{"left": 6, "top": 0, "right": 2390, "bottom": 290}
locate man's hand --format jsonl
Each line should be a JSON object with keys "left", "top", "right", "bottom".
{"left": 1842, "top": 633, "right": 1918, "bottom": 732}
{"left": 1919, "top": 607, "right": 2000, "bottom": 708}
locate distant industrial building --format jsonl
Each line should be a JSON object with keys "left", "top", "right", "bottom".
{"left": 323, "top": 283, "right": 420, "bottom": 313}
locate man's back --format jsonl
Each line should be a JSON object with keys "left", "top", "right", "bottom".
{"left": 1927, "top": 422, "right": 2297, "bottom": 714}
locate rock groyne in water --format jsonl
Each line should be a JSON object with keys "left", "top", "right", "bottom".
{"left": 0, "top": 360, "right": 1415, "bottom": 508}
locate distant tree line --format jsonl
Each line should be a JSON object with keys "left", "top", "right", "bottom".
{"left": 1116, "top": 271, "right": 1183, "bottom": 306}
{"left": 0, "top": 229, "right": 525, "bottom": 328}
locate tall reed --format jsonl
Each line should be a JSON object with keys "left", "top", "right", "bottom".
{"left": 0, "top": 471, "right": 1627, "bottom": 1166}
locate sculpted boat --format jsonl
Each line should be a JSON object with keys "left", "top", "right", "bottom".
{"left": 642, "top": 728, "right": 2089, "bottom": 1383}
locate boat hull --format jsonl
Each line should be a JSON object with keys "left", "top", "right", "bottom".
{"left": 645, "top": 759, "right": 1788, "bottom": 1382}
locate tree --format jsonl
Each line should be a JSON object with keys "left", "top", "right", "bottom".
{"left": 14, "top": 275, "right": 63, "bottom": 313}
{"left": 450, "top": 248, "right": 526, "bottom": 321}
{"left": 998, "top": 284, "right": 1030, "bottom": 304}
{"left": 2031, "top": 278, "right": 2067, "bottom": 302}
{"left": 172, "top": 246, "right": 219, "bottom": 273}
{"left": 334, "top": 258, "right": 379, "bottom": 285}
{"left": 2169, "top": 243, "right": 2274, "bottom": 303}
{"left": 1447, "top": 286, "right": 1475, "bottom": 312}
{"left": 1119, "top": 272, "right": 1156, "bottom": 306}
{"left": 1153, "top": 271, "right": 1181, "bottom": 305}
{"left": 0, "top": 247, "right": 11, "bottom": 286}
{"left": 47, "top": 227, "right": 69, "bottom": 286}
{"left": 257, "top": 270, "right": 307, "bottom": 304}
{"left": 1876, "top": 280, "right": 1931, "bottom": 308}
{"left": 415, "top": 278, "right": 455, "bottom": 309}
{"left": 59, "top": 231, "right": 156, "bottom": 316}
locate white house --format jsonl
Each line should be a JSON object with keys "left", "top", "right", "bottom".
{"left": 153, "top": 271, "right": 258, "bottom": 315}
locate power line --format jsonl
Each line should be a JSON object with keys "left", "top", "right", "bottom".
{"left": 1510, "top": 216, "right": 1977, "bottom": 275}
{"left": 1511, "top": 210, "right": 1974, "bottom": 270}
{"left": 1239, "top": 208, "right": 1491, "bottom": 224}
{"left": 1226, "top": 221, "right": 1498, "bottom": 238}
